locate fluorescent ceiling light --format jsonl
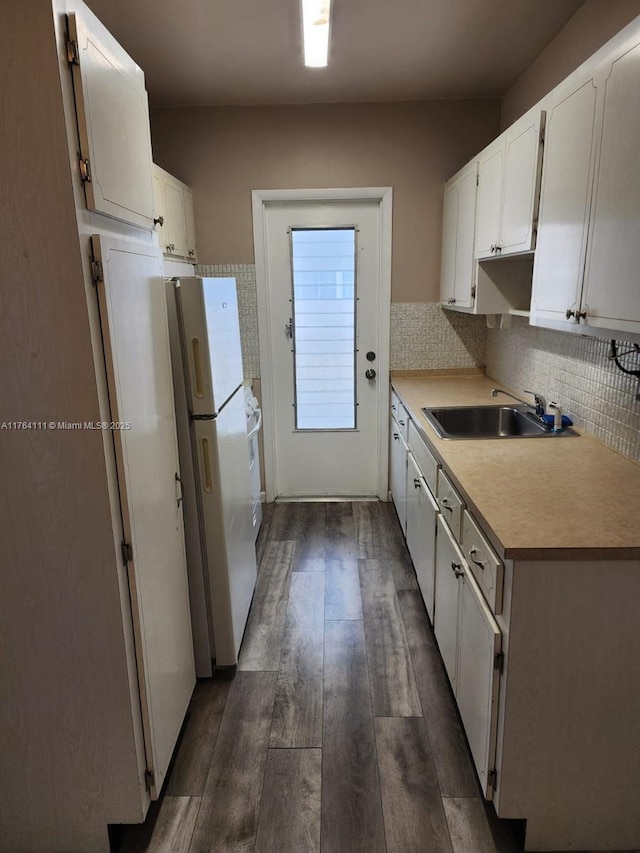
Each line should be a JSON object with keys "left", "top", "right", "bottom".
{"left": 302, "top": 0, "right": 331, "bottom": 67}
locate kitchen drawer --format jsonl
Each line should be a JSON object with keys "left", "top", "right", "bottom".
{"left": 408, "top": 420, "right": 438, "bottom": 494}
{"left": 437, "top": 469, "right": 464, "bottom": 542}
{"left": 462, "top": 510, "right": 504, "bottom": 615}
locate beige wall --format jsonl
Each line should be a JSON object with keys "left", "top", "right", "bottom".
{"left": 502, "top": 0, "right": 640, "bottom": 127}
{"left": 151, "top": 100, "right": 500, "bottom": 302}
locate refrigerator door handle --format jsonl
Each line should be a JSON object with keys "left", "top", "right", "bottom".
{"left": 191, "top": 336, "right": 205, "bottom": 399}
{"left": 175, "top": 472, "right": 183, "bottom": 507}
{"left": 201, "top": 437, "right": 213, "bottom": 492}
{"left": 247, "top": 407, "right": 262, "bottom": 441}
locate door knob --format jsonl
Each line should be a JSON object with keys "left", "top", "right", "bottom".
{"left": 365, "top": 368, "right": 376, "bottom": 380}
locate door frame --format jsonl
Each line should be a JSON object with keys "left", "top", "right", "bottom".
{"left": 252, "top": 187, "right": 393, "bottom": 502}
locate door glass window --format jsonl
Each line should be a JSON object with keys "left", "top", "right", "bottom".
{"left": 291, "top": 228, "right": 356, "bottom": 430}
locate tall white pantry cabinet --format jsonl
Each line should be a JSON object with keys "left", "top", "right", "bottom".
{"left": 0, "top": 3, "right": 195, "bottom": 852}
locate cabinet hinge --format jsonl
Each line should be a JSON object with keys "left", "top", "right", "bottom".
{"left": 494, "top": 650, "right": 505, "bottom": 674}
{"left": 79, "top": 158, "right": 92, "bottom": 182}
{"left": 539, "top": 125, "right": 545, "bottom": 145}
{"left": 66, "top": 39, "right": 80, "bottom": 65}
{"left": 121, "top": 541, "right": 133, "bottom": 566}
{"left": 90, "top": 259, "right": 103, "bottom": 286}
{"left": 488, "top": 768, "right": 498, "bottom": 789}
{"left": 144, "top": 769, "right": 155, "bottom": 791}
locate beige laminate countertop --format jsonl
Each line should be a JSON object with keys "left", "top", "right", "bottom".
{"left": 391, "top": 374, "right": 640, "bottom": 561}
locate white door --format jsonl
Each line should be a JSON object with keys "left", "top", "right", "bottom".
{"left": 92, "top": 235, "right": 195, "bottom": 797}
{"left": 406, "top": 454, "right": 438, "bottom": 622}
{"left": 457, "top": 568, "right": 502, "bottom": 799}
{"left": 434, "top": 516, "right": 462, "bottom": 691}
{"left": 67, "top": 12, "right": 154, "bottom": 230}
{"left": 259, "top": 197, "right": 390, "bottom": 498}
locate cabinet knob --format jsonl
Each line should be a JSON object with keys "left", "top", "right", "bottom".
{"left": 188, "top": 249, "right": 195, "bottom": 257}
{"left": 440, "top": 498, "right": 453, "bottom": 512}
{"left": 451, "top": 561, "right": 464, "bottom": 579}
{"left": 154, "top": 215, "right": 164, "bottom": 227}
{"left": 413, "top": 478, "right": 421, "bottom": 490}
{"left": 565, "top": 308, "right": 575, "bottom": 319}
{"left": 393, "top": 433, "right": 400, "bottom": 441}
{"left": 576, "top": 309, "right": 587, "bottom": 321}
{"left": 490, "top": 244, "right": 496, "bottom": 253}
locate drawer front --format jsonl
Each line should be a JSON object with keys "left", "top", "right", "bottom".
{"left": 437, "top": 469, "right": 464, "bottom": 542}
{"left": 408, "top": 420, "right": 438, "bottom": 494}
{"left": 462, "top": 510, "right": 504, "bottom": 615}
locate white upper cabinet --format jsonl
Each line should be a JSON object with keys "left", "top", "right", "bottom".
{"left": 67, "top": 12, "right": 155, "bottom": 229}
{"left": 475, "top": 109, "right": 545, "bottom": 259}
{"left": 530, "top": 75, "right": 598, "bottom": 329}
{"left": 582, "top": 38, "right": 640, "bottom": 337}
{"left": 532, "top": 24, "right": 640, "bottom": 341}
{"left": 440, "top": 161, "right": 477, "bottom": 309}
{"left": 153, "top": 164, "right": 198, "bottom": 261}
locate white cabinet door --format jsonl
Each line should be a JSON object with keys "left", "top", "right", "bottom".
{"left": 474, "top": 140, "right": 503, "bottom": 258}
{"left": 530, "top": 77, "right": 598, "bottom": 328}
{"left": 184, "top": 186, "right": 198, "bottom": 261}
{"left": 440, "top": 162, "right": 477, "bottom": 308}
{"left": 440, "top": 182, "right": 458, "bottom": 305}
{"left": 164, "top": 182, "right": 188, "bottom": 257}
{"left": 457, "top": 569, "right": 502, "bottom": 799}
{"left": 67, "top": 13, "right": 154, "bottom": 229}
{"left": 500, "top": 111, "right": 545, "bottom": 254}
{"left": 434, "top": 516, "right": 462, "bottom": 690}
{"left": 390, "top": 419, "right": 408, "bottom": 534}
{"left": 406, "top": 454, "right": 438, "bottom": 621}
{"left": 475, "top": 110, "right": 544, "bottom": 260}
{"left": 582, "top": 39, "right": 640, "bottom": 337}
{"left": 92, "top": 235, "right": 195, "bottom": 798}
{"left": 454, "top": 165, "right": 477, "bottom": 308}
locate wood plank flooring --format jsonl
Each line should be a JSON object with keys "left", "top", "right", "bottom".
{"left": 117, "top": 501, "right": 518, "bottom": 853}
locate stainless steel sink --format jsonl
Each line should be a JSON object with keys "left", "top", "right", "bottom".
{"left": 421, "top": 405, "right": 578, "bottom": 440}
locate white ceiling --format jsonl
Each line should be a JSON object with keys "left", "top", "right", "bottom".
{"left": 84, "top": 0, "right": 586, "bottom": 106}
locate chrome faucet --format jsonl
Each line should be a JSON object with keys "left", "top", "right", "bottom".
{"left": 491, "top": 388, "right": 547, "bottom": 418}
{"left": 490, "top": 388, "right": 529, "bottom": 406}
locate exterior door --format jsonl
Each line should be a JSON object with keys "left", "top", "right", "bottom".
{"left": 261, "top": 198, "right": 389, "bottom": 498}
{"left": 92, "top": 235, "right": 195, "bottom": 797}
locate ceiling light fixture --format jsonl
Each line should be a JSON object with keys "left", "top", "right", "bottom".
{"left": 301, "top": 0, "right": 331, "bottom": 68}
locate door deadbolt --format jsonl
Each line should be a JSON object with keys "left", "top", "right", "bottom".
{"left": 365, "top": 368, "right": 376, "bottom": 380}
{"left": 366, "top": 351, "right": 376, "bottom": 361}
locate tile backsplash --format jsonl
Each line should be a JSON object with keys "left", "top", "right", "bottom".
{"left": 487, "top": 317, "right": 640, "bottom": 463}
{"left": 390, "top": 303, "right": 486, "bottom": 370}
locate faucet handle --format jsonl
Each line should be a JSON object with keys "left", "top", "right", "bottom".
{"left": 524, "top": 390, "right": 547, "bottom": 415}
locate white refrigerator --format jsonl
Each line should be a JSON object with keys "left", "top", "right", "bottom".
{"left": 166, "top": 276, "right": 257, "bottom": 674}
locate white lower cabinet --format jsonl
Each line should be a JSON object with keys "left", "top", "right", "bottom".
{"left": 406, "top": 453, "right": 438, "bottom": 621}
{"left": 390, "top": 416, "right": 408, "bottom": 533}
{"left": 434, "top": 516, "right": 502, "bottom": 798}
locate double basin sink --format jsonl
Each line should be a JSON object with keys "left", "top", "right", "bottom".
{"left": 421, "top": 405, "right": 578, "bottom": 440}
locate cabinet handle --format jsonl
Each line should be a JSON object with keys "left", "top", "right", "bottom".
{"left": 154, "top": 215, "right": 164, "bottom": 227}
{"left": 391, "top": 404, "right": 396, "bottom": 410}
{"left": 565, "top": 308, "right": 576, "bottom": 320}
{"left": 398, "top": 420, "right": 405, "bottom": 426}
{"left": 490, "top": 244, "right": 495, "bottom": 253}
{"left": 413, "top": 478, "right": 421, "bottom": 490}
{"left": 188, "top": 249, "right": 195, "bottom": 257}
{"left": 175, "top": 472, "right": 183, "bottom": 507}
{"left": 451, "top": 561, "right": 464, "bottom": 579}
{"left": 393, "top": 433, "right": 400, "bottom": 441}
{"left": 576, "top": 309, "right": 587, "bottom": 321}
{"left": 440, "top": 497, "right": 453, "bottom": 512}
{"left": 468, "top": 547, "right": 485, "bottom": 571}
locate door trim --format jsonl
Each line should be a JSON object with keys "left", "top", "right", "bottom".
{"left": 252, "top": 187, "right": 393, "bottom": 501}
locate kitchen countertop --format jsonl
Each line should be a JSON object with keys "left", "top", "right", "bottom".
{"left": 391, "top": 374, "right": 640, "bottom": 561}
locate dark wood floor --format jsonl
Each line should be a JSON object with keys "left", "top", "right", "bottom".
{"left": 117, "top": 501, "right": 519, "bottom": 853}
